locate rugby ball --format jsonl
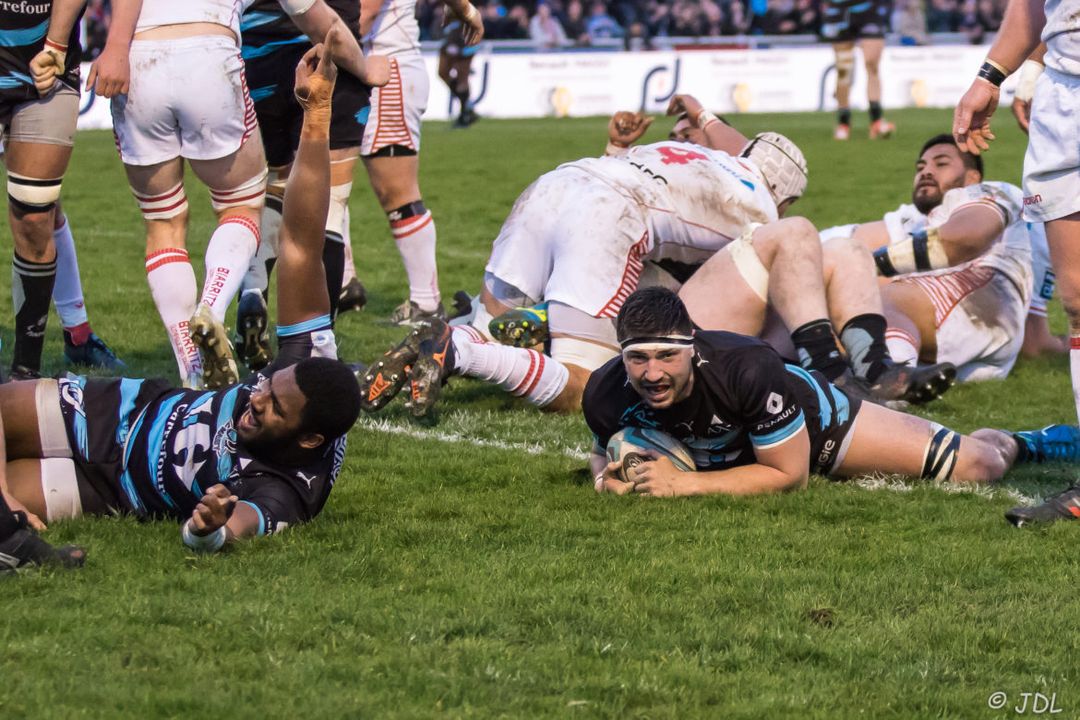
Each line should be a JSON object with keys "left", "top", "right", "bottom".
{"left": 605, "top": 427, "right": 695, "bottom": 482}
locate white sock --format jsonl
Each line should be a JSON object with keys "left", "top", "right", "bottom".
{"left": 885, "top": 327, "right": 919, "bottom": 366}
{"left": 200, "top": 216, "right": 260, "bottom": 321}
{"left": 146, "top": 248, "right": 201, "bottom": 379}
{"left": 240, "top": 198, "right": 281, "bottom": 294}
{"left": 342, "top": 237, "right": 357, "bottom": 284}
{"left": 451, "top": 326, "right": 569, "bottom": 407}
{"left": 52, "top": 214, "right": 89, "bottom": 330}
{"left": 1071, "top": 333, "right": 1080, "bottom": 425}
{"left": 392, "top": 209, "right": 439, "bottom": 311}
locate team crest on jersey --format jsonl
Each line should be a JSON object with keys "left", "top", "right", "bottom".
{"left": 213, "top": 421, "right": 237, "bottom": 458}
{"left": 620, "top": 403, "right": 660, "bottom": 429}
{"left": 59, "top": 377, "right": 86, "bottom": 414}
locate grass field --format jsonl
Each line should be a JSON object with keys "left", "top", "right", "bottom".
{"left": 2, "top": 108, "right": 1079, "bottom": 719}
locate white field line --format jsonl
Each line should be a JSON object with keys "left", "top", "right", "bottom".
{"left": 356, "top": 417, "right": 1040, "bottom": 505}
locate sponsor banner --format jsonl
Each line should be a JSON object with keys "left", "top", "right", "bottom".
{"left": 77, "top": 47, "right": 1019, "bottom": 130}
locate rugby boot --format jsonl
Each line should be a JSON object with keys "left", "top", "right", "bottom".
{"left": 337, "top": 277, "right": 367, "bottom": 315}
{"left": 388, "top": 299, "right": 447, "bottom": 327}
{"left": 234, "top": 291, "right": 273, "bottom": 372}
{"left": 8, "top": 365, "right": 40, "bottom": 382}
{"left": 1005, "top": 484, "right": 1080, "bottom": 527}
{"left": 0, "top": 513, "right": 85, "bottom": 573}
{"left": 1012, "top": 424, "right": 1080, "bottom": 464}
{"left": 407, "top": 317, "right": 455, "bottom": 420}
{"left": 869, "top": 119, "right": 896, "bottom": 139}
{"left": 833, "top": 123, "right": 850, "bottom": 141}
{"left": 189, "top": 304, "right": 239, "bottom": 390}
{"left": 63, "top": 331, "right": 126, "bottom": 372}
{"left": 358, "top": 323, "right": 427, "bottom": 412}
{"left": 449, "top": 290, "right": 474, "bottom": 320}
{"left": 868, "top": 360, "right": 956, "bottom": 405}
{"left": 489, "top": 303, "right": 549, "bottom": 348}
{"left": 831, "top": 370, "right": 873, "bottom": 402}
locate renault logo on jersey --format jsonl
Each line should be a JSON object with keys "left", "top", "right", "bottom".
{"left": 766, "top": 392, "right": 784, "bottom": 414}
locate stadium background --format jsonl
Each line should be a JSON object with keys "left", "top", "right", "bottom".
{"left": 4, "top": 4, "right": 1077, "bottom": 719}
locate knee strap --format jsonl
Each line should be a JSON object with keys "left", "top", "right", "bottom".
{"left": 210, "top": 168, "right": 268, "bottom": 212}
{"left": 921, "top": 422, "right": 961, "bottom": 481}
{"left": 133, "top": 181, "right": 188, "bottom": 221}
{"left": 8, "top": 172, "right": 61, "bottom": 213}
{"left": 835, "top": 48, "right": 855, "bottom": 87}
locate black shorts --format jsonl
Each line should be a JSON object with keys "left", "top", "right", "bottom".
{"left": 819, "top": 0, "right": 891, "bottom": 42}
{"left": 244, "top": 44, "right": 370, "bottom": 167}
{"left": 807, "top": 383, "right": 863, "bottom": 476}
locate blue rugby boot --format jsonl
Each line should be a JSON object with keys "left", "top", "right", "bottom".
{"left": 489, "top": 302, "right": 548, "bottom": 348}
{"left": 1012, "top": 424, "right": 1080, "bottom": 464}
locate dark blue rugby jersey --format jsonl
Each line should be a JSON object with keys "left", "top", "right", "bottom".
{"left": 241, "top": 0, "right": 359, "bottom": 59}
{"left": 583, "top": 330, "right": 855, "bottom": 472}
{"left": 56, "top": 330, "right": 347, "bottom": 533}
{"left": 0, "top": 0, "right": 83, "bottom": 103}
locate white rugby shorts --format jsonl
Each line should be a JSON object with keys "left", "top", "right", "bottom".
{"left": 484, "top": 166, "right": 650, "bottom": 320}
{"left": 1022, "top": 66, "right": 1080, "bottom": 222}
{"left": 111, "top": 35, "right": 257, "bottom": 166}
{"left": 361, "top": 55, "right": 428, "bottom": 155}
{"left": 894, "top": 261, "right": 1031, "bottom": 382}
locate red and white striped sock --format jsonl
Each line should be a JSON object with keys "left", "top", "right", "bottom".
{"left": 885, "top": 327, "right": 919, "bottom": 366}
{"left": 146, "top": 248, "right": 200, "bottom": 380}
{"left": 391, "top": 208, "right": 439, "bottom": 312}
{"left": 200, "top": 215, "right": 260, "bottom": 322}
{"left": 1070, "top": 332, "right": 1080, "bottom": 424}
{"left": 450, "top": 326, "right": 569, "bottom": 407}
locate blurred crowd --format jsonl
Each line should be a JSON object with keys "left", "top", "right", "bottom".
{"left": 80, "top": 0, "right": 1006, "bottom": 57}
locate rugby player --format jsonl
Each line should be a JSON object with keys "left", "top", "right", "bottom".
{"left": 1, "top": 43, "right": 362, "bottom": 553}
{"left": 954, "top": 0, "right": 1080, "bottom": 524}
{"left": 2, "top": 0, "right": 122, "bottom": 379}
{"left": 438, "top": 12, "right": 482, "bottom": 128}
{"left": 820, "top": 134, "right": 1053, "bottom": 381}
{"left": 820, "top": 0, "right": 896, "bottom": 140}
{"left": 0, "top": 487, "right": 83, "bottom": 572}
{"left": 586, "top": 287, "right": 1078, "bottom": 497}
{"left": 232, "top": 0, "right": 390, "bottom": 369}
{"left": 336, "top": 0, "right": 483, "bottom": 326}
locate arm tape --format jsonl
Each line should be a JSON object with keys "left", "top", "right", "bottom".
{"left": 182, "top": 520, "right": 227, "bottom": 553}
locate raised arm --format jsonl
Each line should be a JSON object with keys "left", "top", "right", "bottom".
{"left": 86, "top": 0, "right": 143, "bottom": 97}
{"left": 276, "top": 39, "right": 337, "bottom": 330}
{"left": 443, "top": 0, "right": 484, "bottom": 45}
{"left": 28, "top": 0, "right": 86, "bottom": 94}
{"left": 287, "top": 0, "right": 390, "bottom": 86}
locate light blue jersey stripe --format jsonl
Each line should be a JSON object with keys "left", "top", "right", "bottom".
{"left": 240, "top": 500, "right": 267, "bottom": 535}
{"left": 0, "top": 71, "right": 31, "bottom": 89}
{"left": 145, "top": 396, "right": 183, "bottom": 509}
{"left": 0, "top": 20, "right": 48, "bottom": 47}
{"left": 784, "top": 364, "right": 832, "bottom": 430}
{"left": 751, "top": 411, "right": 806, "bottom": 448}
{"left": 114, "top": 379, "right": 145, "bottom": 446}
{"left": 241, "top": 36, "right": 307, "bottom": 60}
{"left": 240, "top": 11, "right": 281, "bottom": 32}
{"left": 277, "top": 314, "right": 332, "bottom": 337}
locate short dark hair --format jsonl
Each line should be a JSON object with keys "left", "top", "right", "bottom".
{"left": 919, "top": 133, "right": 983, "bottom": 178}
{"left": 293, "top": 357, "right": 362, "bottom": 442}
{"left": 616, "top": 287, "right": 693, "bottom": 343}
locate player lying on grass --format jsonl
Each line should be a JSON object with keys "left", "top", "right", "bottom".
{"left": 820, "top": 133, "right": 1062, "bottom": 382}
{"left": 358, "top": 96, "right": 951, "bottom": 422}
{"left": 586, "top": 287, "right": 1079, "bottom": 497}
{"left": 0, "top": 41, "right": 361, "bottom": 554}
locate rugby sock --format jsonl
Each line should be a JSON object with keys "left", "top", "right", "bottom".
{"left": 12, "top": 252, "right": 56, "bottom": 373}
{"left": 869, "top": 101, "right": 883, "bottom": 123}
{"left": 240, "top": 195, "right": 281, "bottom": 297}
{"left": 885, "top": 327, "right": 919, "bottom": 366}
{"left": 51, "top": 214, "right": 91, "bottom": 344}
{"left": 0, "top": 492, "right": 18, "bottom": 540}
{"left": 838, "top": 108, "right": 852, "bottom": 126}
{"left": 1070, "top": 333, "right": 1080, "bottom": 425}
{"left": 342, "top": 237, "right": 358, "bottom": 284}
{"left": 450, "top": 325, "right": 569, "bottom": 407}
{"left": 200, "top": 216, "right": 260, "bottom": 322}
{"left": 791, "top": 319, "right": 847, "bottom": 380}
{"left": 146, "top": 248, "right": 201, "bottom": 380}
{"left": 840, "top": 313, "right": 890, "bottom": 381}
{"left": 389, "top": 201, "right": 440, "bottom": 313}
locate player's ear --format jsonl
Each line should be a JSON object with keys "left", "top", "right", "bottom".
{"left": 298, "top": 432, "right": 325, "bottom": 450}
{"left": 963, "top": 167, "right": 982, "bottom": 186}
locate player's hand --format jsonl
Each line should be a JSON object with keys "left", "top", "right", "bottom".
{"left": 607, "top": 111, "right": 653, "bottom": 148}
{"left": 295, "top": 41, "right": 337, "bottom": 111}
{"left": 666, "top": 93, "right": 705, "bottom": 123}
{"left": 359, "top": 54, "right": 391, "bottom": 88}
{"left": 1011, "top": 97, "right": 1032, "bottom": 134}
{"left": 3, "top": 490, "right": 46, "bottom": 531}
{"left": 953, "top": 78, "right": 999, "bottom": 155}
{"left": 448, "top": 1, "right": 485, "bottom": 45}
{"left": 629, "top": 455, "right": 692, "bottom": 497}
{"left": 189, "top": 484, "right": 238, "bottom": 536}
{"left": 85, "top": 43, "right": 130, "bottom": 98}
{"left": 29, "top": 47, "right": 65, "bottom": 95}
{"left": 595, "top": 460, "right": 635, "bottom": 495}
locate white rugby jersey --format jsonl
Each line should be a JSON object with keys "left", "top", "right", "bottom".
{"left": 567, "top": 141, "right": 778, "bottom": 266}
{"left": 884, "top": 182, "right": 1034, "bottom": 301}
{"left": 363, "top": 0, "right": 422, "bottom": 56}
{"left": 137, "top": 0, "right": 247, "bottom": 36}
{"left": 1042, "top": 0, "right": 1080, "bottom": 73}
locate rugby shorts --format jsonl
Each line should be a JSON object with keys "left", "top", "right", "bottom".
{"left": 1023, "top": 66, "right": 1080, "bottom": 222}
{"left": 0, "top": 83, "right": 79, "bottom": 148}
{"left": 361, "top": 55, "right": 428, "bottom": 156}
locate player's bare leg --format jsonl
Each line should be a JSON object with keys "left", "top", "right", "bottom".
{"left": 831, "top": 40, "right": 855, "bottom": 140}
{"left": 125, "top": 157, "right": 204, "bottom": 386}
{"left": 363, "top": 152, "right": 445, "bottom": 324}
{"left": 1045, "top": 213, "right": 1080, "bottom": 424}
{"left": 4, "top": 141, "right": 69, "bottom": 378}
{"left": 834, "top": 401, "right": 1017, "bottom": 483}
{"left": 880, "top": 281, "right": 937, "bottom": 365}
{"left": 187, "top": 135, "right": 268, "bottom": 388}
{"left": 861, "top": 38, "right": 894, "bottom": 138}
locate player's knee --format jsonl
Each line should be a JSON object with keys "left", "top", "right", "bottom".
{"left": 835, "top": 48, "right": 855, "bottom": 88}
{"left": 8, "top": 173, "right": 61, "bottom": 223}
{"left": 822, "top": 234, "right": 870, "bottom": 274}
{"left": 1056, "top": 282, "right": 1080, "bottom": 329}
